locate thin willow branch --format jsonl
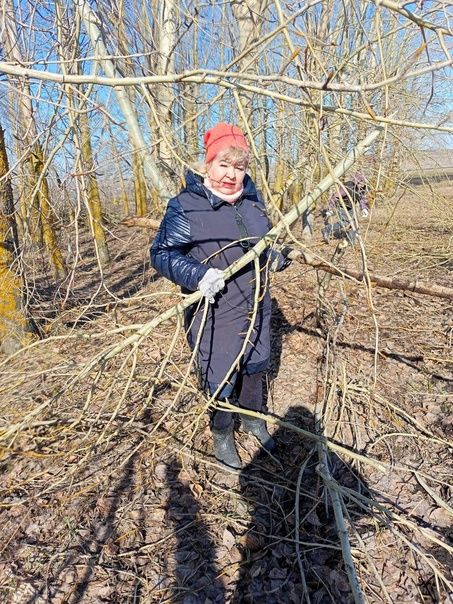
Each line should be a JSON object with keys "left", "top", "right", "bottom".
{"left": 2, "top": 62, "right": 452, "bottom": 94}
{"left": 0, "top": 63, "right": 452, "bottom": 134}
{"left": 371, "top": 0, "right": 453, "bottom": 37}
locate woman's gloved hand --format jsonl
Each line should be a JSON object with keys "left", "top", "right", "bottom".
{"left": 198, "top": 268, "right": 225, "bottom": 303}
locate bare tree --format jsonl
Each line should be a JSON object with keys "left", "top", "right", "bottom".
{"left": 55, "top": 1, "right": 110, "bottom": 267}
{"left": 1, "top": 0, "right": 67, "bottom": 279}
{"left": 74, "top": 0, "right": 174, "bottom": 204}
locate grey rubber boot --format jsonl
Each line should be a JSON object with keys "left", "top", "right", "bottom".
{"left": 241, "top": 417, "right": 275, "bottom": 452}
{"left": 212, "top": 424, "right": 242, "bottom": 469}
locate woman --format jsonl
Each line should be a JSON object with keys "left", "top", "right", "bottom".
{"left": 322, "top": 173, "right": 369, "bottom": 246}
{"left": 151, "top": 123, "right": 289, "bottom": 469}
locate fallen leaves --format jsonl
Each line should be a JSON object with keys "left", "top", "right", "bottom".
{"left": 222, "top": 527, "right": 236, "bottom": 550}
{"left": 1, "top": 193, "right": 452, "bottom": 603}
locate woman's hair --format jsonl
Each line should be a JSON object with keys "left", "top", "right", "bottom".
{"left": 194, "top": 146, "right": 250, "bottom": 175}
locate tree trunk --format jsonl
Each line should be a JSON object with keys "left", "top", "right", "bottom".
{"left": 132, "top": 152, "right": 148, "bottom": 217}
{"left": 273, "top": 102, "right": 287, "bottom": 210}
{"left": 153, "top": 0, "right": 178, "bottom": 169}
{"left": 30, "top": 148, "right": 67, "bottom": 280}
{"left": 0, "top": 125, "right": 31, "bottom": 354}
{"left": 231, "top": 0, "right": 268, "bottom": 125}
{"left": 80, "top": 112, "right": 110, "bottom": 266}
{"left": 107, "top": 121, "right": 130, "bottom": 216}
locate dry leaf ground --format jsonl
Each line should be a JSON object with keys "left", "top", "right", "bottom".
{"left": 0, "top": 182, "right": 452, "bottom": 603}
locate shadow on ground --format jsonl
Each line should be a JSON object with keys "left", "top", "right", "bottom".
{"left": 230, "top": 404, "right": 370, "bottom": 604}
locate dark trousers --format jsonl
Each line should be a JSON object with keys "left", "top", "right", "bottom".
{"left": 211, "top": 372, "right": 264, "bottom": 431}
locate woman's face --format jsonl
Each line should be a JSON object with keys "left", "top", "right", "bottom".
{"left": 206, "top": 156, "right": 247, "bottom": 195}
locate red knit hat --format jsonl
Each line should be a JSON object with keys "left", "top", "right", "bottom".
{"left": 204, "top": 123, "right": 249, "bottom": 163}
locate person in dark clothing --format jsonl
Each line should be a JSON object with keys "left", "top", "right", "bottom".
{"left": 322, "top": 173, "right": 369, "bottom": 247}
{"left": 150, "top": 123, "right": 290, "bottom": 470}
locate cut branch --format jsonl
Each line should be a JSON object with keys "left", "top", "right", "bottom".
{"left": 290, "top": 250, "right": 453, "bottom": 300}
{"left": 121, "top": 215, "right": 160, "bottom": 230}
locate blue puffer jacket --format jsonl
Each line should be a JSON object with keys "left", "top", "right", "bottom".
{"left": 150, "top": 171, "right": 283, "bottom": 389}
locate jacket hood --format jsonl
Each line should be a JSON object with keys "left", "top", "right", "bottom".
{"left": 184, "top": 170, "right": 259, "bottom": 209}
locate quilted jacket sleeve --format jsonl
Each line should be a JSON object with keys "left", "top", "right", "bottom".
{"left": 150, "top": 197, "right": 209, "bottom": 292}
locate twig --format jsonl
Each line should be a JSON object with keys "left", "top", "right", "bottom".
{"left": 295, "top": 450, "right": 314, "bottom": 604}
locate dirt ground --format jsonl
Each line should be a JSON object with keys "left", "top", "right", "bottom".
{"left": 0, "top": 182, "right": 452, "bottom": 603}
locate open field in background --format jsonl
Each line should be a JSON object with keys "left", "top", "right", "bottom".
{"left": 0, "top": 181, "right": 452, "bottom": 603}
{"left": 402, "top": 150, "right": 453, "bottom": 184}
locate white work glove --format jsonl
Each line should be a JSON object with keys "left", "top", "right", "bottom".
{"left": 361, "top": 208, "right": 369, "bottom": 218}
{"left": 325, "top": 209, "right": 333, "bottom": 218}
{"left": 198, "top": 268, "right": 225, "bottom": 304}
